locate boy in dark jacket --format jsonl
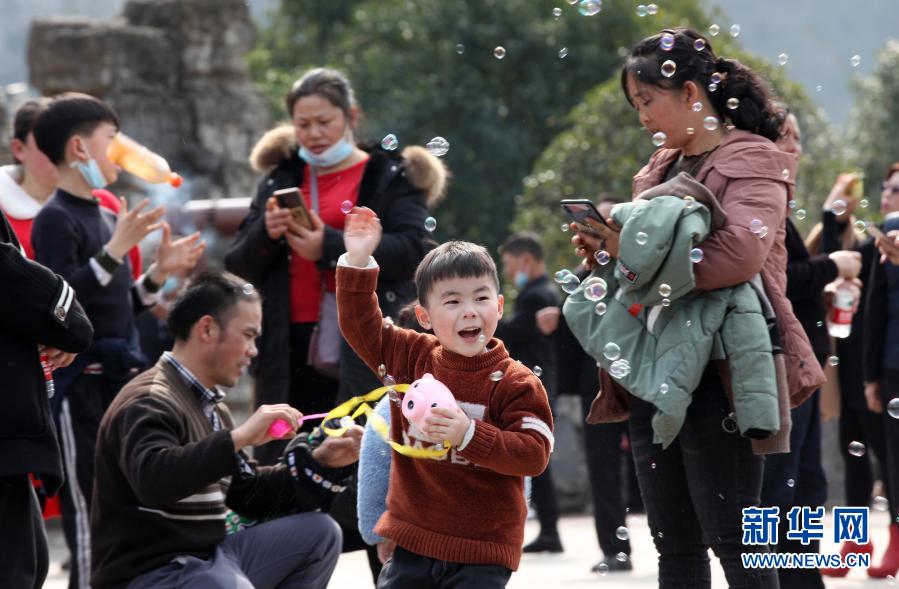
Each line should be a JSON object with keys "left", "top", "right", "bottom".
{"left": 0, "top": 208, "right": 93, "bottom": 589}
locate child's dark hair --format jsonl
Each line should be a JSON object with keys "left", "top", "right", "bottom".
{"left": 498, "top": 231, "right": 545, "bottom": 262}
{"left": 414, "top": 241, "right": 499, "bottom": 306}
{"left": 621, "top": 28, "right": 783, "bottom": 142}
{"left": 167, "top": 271, "right": 261, "bottom": 342}
{"left": 12, "top": 98, "right": 51, "bottom": 144}
{"left": 32, "top": 92, "right": 120, "bottom": 165}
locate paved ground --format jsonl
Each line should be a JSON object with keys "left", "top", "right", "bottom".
{"left": 45, "top": 511, "right": 896, "bottom": 587}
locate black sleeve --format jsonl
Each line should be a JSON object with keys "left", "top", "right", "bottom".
{"left": 786, "top": 254, "right": 839, "bottom": 302}
{"left": 318, "top": 181, "right": 432, "bottom": 283}
{"left": 32, "top": 206, "right": 107, "bottom": 303}
{"left": 116, "top": 397, "right": 242, "bottom": 508}
{"left": 224, "top": 175, "right": 287, "bottom": 284}
{"left": 821, "top": 210, "right": 849, "bottom": 254}
{"left": 0, "top": 241, "right": 93, "bottom": 352}
{"left": 495, "top": 288, "right": 559, "bottom": 345}
{"left": 226, "top": 431, "right": 355, "bottom": 520}
{"left": 864, "top": 255, "right": 887, "bottom": 383}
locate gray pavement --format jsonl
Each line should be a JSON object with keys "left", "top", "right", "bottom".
{"left": 45, "top": 511, "right": 896, "bottom": 587}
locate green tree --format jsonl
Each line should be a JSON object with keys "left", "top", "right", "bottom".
{"left": 512, "top": 47, "right": 848, "bottom": 275}
{"left": 849, "top": 39, "right": 899, "bottom": 211}
{"left": 249, "top": 0, "right": 711, "bottom": 253}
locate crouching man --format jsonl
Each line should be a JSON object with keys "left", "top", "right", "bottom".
{"left": 91, "top": 271, "right": 361, "bottom": 589}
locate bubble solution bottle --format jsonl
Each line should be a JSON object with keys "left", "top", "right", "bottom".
{"left": 107, "top": 133, "right": 183, "bottom": 187}
{"left": 827, "top": 282, "right": 856, "bottom": 338}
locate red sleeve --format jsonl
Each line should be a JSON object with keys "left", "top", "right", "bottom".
{"left": 93, "top": 189, "right": 143, "bottom": 279}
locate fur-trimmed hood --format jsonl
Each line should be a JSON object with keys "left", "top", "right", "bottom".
{"left": 249, "top": 125, "right": 449, "bottom": 207}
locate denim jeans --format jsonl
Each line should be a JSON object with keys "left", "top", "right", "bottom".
{"left": 628, "top": 366, "right": 778, "bottom": 588}
{"left": 377, "top": 546, "right": 512, "bottom": 589}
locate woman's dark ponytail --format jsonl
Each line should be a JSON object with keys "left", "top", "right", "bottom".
{"left": 621, "top": 28, "right": 783, "bottom": 142}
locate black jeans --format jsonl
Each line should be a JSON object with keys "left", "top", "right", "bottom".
{"left": 629, "top": 367, "right": 777, "bottom": 589}
{"left": 881, "top": 369, "right": 899, "bottom": 523}
{"left": 839, "top": 401, "right": 889, "bottom": 509}
{"left": 581, "top": 397, "right": 632, "bottom": 557}
{"left": 0, "top": 475, "right": 48, "bottom": 589}
{"left": 377, "top": 547, "right": 512, "bottom": 589}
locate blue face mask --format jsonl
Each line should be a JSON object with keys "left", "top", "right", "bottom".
{"left": 514, "top": 271, "right": 530, "bottom": 289}
{"left": 73, "top": 156, "right": 108, "bottom": 190}
{"left": 298, "top": 138, "right": 354, "bottom": 169}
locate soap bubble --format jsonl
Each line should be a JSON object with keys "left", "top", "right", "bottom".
{"left": 455, "top": 43, "right": 465, "bottom": 54}
{"left": 552, "top": 7, "right": 562, "bottom": 17}
{"left": 561, "top": 274, "right": 581, "bottom": 294}
{"left": 533, "top": 365, "right": 543, "bottom": 377}
{"left": 729, "top": 24, "right": 741, "bottom": 37}
{"left": 340, "top": 200, "right": 354, "bottom": 214}
{"left": 646, "top": 3, "right": 657, "bottom": 14}
{"left": 686, "top": 127, "right": 695, "bottom": 135}
{"left": 603, "top": 342, "right": 621, "bottom": 361}
{"left": 787, "top": 478, "right": 795, "bottom": 488}
{"left": 558, "top": 47, "right": 569, "bottom": 59}
{"left": 609, "top": 359, "right": 631, "bottom": 378}
{"left": 635, "top": 231, "right": 649, "bottom": 245}
{"left": 662, "top": 298, "right": 671, "bottom": 307}
{"left": 383, "top": 374, "right": 397, "bottom": 388}
{"left": 828, "top": 355, "right": 840, "bottom": 366}
{"left": 749, "top": 219, "right": 764, "bottom": 234}
{"left": 636, "top": 4, "right": 647, "bottom": 17}
{"left": 692, "top": 101, "right": 703, "bottom": 112}
{"left": 832, "top": 199, "right": 848, "bottom": 216}
{"left": 690, "top": 248, "right": 704, "bottom": 263}
{"left": 660, "top": 383, "right": 669, "bottom": 394}
{"left": 726, "top": 97, "right": 740, "bottom": 110}
{"left": 759, "top": 226, "right": 769, "bottom": 238}
{"left": 851, "top": 54, "right": 862, "bottom": 68}
{"left": 861, "top": 198, "right": 869, "bottom": 209}
{"left": 659, "top": 283, "right": 672, "bottom": 297}
{"left": 381, "top": 134, "right": 399, "bottom": 151}
{"left": 426, "top": 136, "right": 450, "bottom": 157}
{"left": 339, "top": 416, "right": 355, "bottom": 429}
{"left": 874, "top": 496, "right": 890, "bottom": 511}
{"left": 711, "top": 72, "right": 723, "bottom": 85}
{"left": 494, "top": 46, "right": 506, "bottom": 59}
{"left": 561, "top": 223, "right": 570, "bottom": 232}
{"left": 778, "top": 53, "right": 789, "bottom": 66}
{"left": 795, "top": 209, "right": 807, "bottom": 221}
{"left": 661, "top": 60, "right": 677, "bottom": 78}
{"left": 660, "top": 33, "right": 675, "bottom": 51}
{"left": 652, "top": 131, "right": 668, "bottom": 147}
{"left": 594, "top": 250, "right": 611, "bottom": 266}
{"left": 378, "top": 363, "right": 387, "bottom": 378}
{"left": 788, "top": 199, "right": 797, "bottom": 209}
{"left": 594, "top": 302, "right": 607, "bottom": 316}
{"left": 583, "top": 277, "right": 608, "bottom": 301}
{"left": 782, "top": 169, "right": 790, "bottom": 181}
{"left": 478, "top": 333, "right": 486, "bottom": 344}
{"left": 708, "top": 83, "right": 718, "bottom": 93}
{"left": 703, "top": 116, "right": 720, "bottom": 131}
{"left": 616, "top": 526, "right": 629, "bottom": 541}
{"left": 578, "top": 0, "right": 602, "bottom": 16}
{"left": 424, "top": 217, "right": 437, "bottom": 232}
{"left": 848, "top": 441, "right": 867, "bottom": 457}
{"left": 616, "top": 552, "right": 630, "bottom": 564}
{"left": 694, "top": 38, "right": 706, "bottom": 51}
{"left": 887, "top": 398, "right": 899, "bottom": 419}
{"left": 708, "top": 24, "right": 720, "bottom": 37}
{"left": 554, "top": 269, "right": 574, "bottom": 283}
{"left": 816, "top": 85, "right": 823, "bottom": 92}
{"left": 596, "top": 562, "right": 609, "bottom": 575}
{"left": 855, "top": 220, "right": 867, "bottom": 234}
{"left": 489, "top": 371, "right": 504, "bottom": 382}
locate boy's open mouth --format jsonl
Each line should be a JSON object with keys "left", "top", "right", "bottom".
{"left": 458, "top": 327, "right": 482, "bottom": 342}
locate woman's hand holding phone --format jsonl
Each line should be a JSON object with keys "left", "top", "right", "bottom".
{"left": 265, "top": 196, "right": 293, "bottom": 240}
{"left": 572, "top": 217, "right": 621, "bottom": 266}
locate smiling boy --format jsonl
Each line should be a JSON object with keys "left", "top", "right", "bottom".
{"left": 336, "top": 207, "right": 553, "bottom": 588}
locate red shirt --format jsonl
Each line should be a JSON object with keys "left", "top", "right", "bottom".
{"left": 289, "top": 158, "right": 368, "bottom": 323}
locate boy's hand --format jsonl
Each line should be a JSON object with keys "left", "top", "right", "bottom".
{"left": 377, "top": 540, "right": 397, "bottom": 564}
{"left": 106, "top": 197, "right": 166, "bottom": 260}
{"left": 151, "top": 223, "right": 205, "bottom": 283}
{"left": 423, "top": 407, "right": 471, "bottom": 447}
{"left": 344, "top": 207, "right": 382, "bottom": 267}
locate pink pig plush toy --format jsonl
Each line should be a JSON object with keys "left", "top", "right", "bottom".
{"left": 401, "top": 373, "right": 460, "bottom": 429}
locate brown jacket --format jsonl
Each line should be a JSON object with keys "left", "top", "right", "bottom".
{"left": 589, "top": 130, "right": 824, "bottom": 425}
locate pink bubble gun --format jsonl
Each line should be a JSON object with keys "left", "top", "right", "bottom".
{"left": 401, "top": 373, "right": 460, "bottom": 430}
{"left": 268, "top": 413, "right": 329, "bottom": 438}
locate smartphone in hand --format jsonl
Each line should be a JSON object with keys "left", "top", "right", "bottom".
{"left": 273, "top": 187, "right": 313, "bottom": 230}
{"left": 561, "top": 199, "right": 608, "bottom": 236}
